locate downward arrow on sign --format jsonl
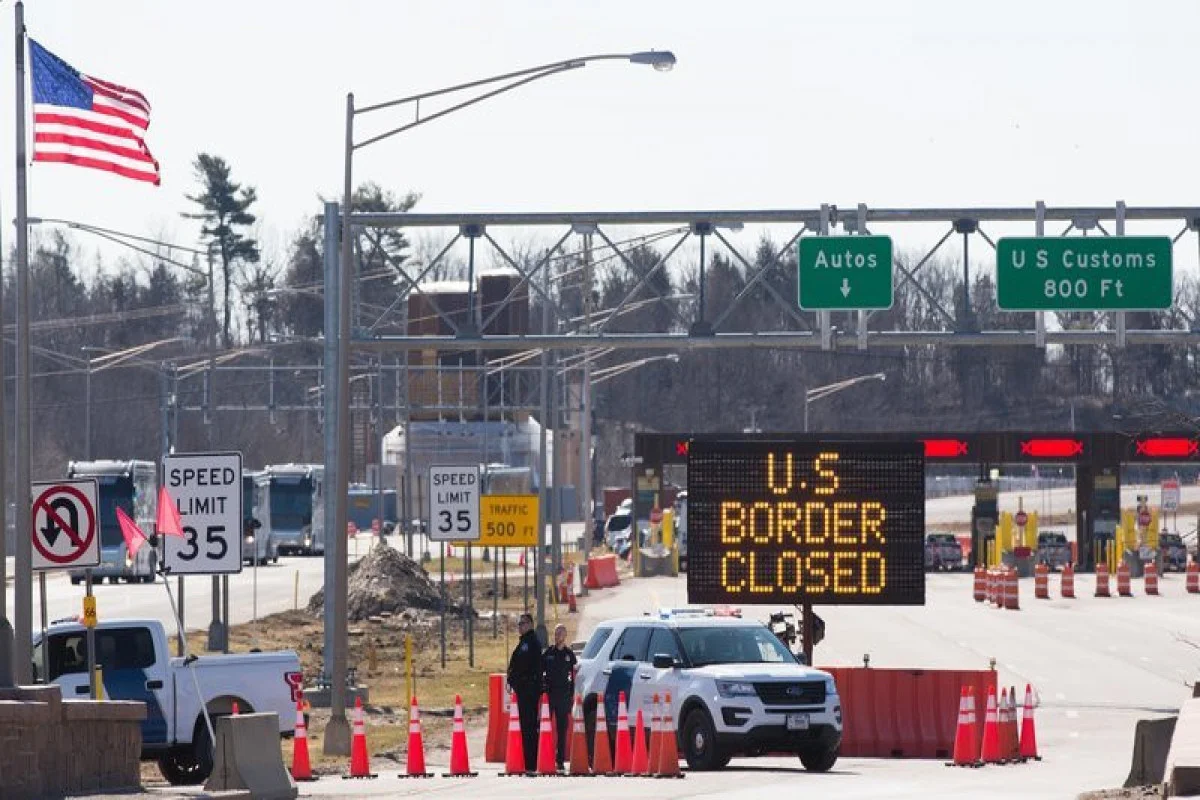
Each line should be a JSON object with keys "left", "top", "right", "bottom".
{"left": 840, "top": 278, "right": 851, "bottom": 298}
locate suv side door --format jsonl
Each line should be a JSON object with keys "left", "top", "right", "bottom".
{"left": 641, "top": 626, "right": 686, "bottom": 717}
{"left": 603, "top": 624, "right": 651, "bottom": 721}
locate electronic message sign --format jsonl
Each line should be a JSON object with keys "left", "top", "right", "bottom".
{"left": 687, "top": 439, "right": 925, "bottom": 605}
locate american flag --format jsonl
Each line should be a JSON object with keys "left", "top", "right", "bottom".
{"left": 28, "top": 39, "right": 160, "bottom": 185}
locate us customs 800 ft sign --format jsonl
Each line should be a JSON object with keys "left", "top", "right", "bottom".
{"left": 687, "top": 440, "right": 924, "bottom": 605}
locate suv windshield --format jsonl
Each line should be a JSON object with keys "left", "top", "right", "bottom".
{"left": 677, "top": 625, "right": 795, "bottom": 666}
{"left": 607, "top": 514, "right": 632, "bottom": 533}
{"left": 1039, "top": 533, "right": 1067, "bottom": 545}
{"left": 927, "top": 534, "right": 957, "bottom": 545}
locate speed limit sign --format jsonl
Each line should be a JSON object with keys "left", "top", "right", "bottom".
{"left": 429, "top": 465, "right": 480, "bottom": 542}
{"left": 162, "top": 452, "right": 243, "bottom": 574}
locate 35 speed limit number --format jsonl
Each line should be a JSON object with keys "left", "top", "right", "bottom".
{"left": 429, "top": 465, "right": 480, "bottom": 542}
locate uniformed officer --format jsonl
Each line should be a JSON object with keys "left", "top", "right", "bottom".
{"left": 542, "top": 623, "right": 578, "bottom": 769}
{"left": 507, "top": 613, "right": 542, "bottom": 770}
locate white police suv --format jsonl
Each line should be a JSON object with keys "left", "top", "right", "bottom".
{"left": 576, "top": 608, "right": 842, "bottom": 771}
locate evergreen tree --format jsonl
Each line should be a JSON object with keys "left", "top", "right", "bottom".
{"left": 183, "top": 154, "right": 261, "bottom": 346}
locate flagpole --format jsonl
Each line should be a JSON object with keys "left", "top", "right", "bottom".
{"left": 13, "top": 0, "right": 33, "bottom": 684}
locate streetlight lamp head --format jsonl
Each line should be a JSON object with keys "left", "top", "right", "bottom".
{"left": 630, "top": 50, "right": 676, "bottom": 72}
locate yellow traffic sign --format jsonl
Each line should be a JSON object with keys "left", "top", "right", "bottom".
{"left": 82, "top": 595, "right": 97, "bottom": 628}
{"left": 456, "top": 494, "right": 539, "bottom": 547}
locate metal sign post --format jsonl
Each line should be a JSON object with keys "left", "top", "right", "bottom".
{"left": 85, "top": 568, "right": 96, "bottom": 699}
{"left": 30, "top": 480, "right": 100, "bottom": 686}
{"left": 429, "top": 464, "right": 480, "bottom": 669}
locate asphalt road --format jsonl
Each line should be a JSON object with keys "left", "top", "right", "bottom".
{"left": 926, "top": 482, "right": 1200, "bottom": 528}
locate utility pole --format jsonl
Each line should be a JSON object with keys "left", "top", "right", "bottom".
{"left": 580, "top": 231, "right": 594, "bottom": 529}
{"left": 536, "top": 252, "right": 550, "bottom": 644}
{"left": 205, "top": 246, "right": 226, "bottom": 652}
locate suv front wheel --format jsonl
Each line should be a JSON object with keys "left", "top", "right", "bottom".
{"left": 682, "top": 708, "right": 730, "bottom": 771}
{"left": 799, "top": 745, "right": 838, "bottom": 773}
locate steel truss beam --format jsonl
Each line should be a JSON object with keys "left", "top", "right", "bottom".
{"left": 346, "top": 204, "right": 1200, "bottom": 353}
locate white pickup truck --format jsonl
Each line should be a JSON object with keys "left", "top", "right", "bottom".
{"left": 33, "top": 618, "right": 303, "bottom": 786}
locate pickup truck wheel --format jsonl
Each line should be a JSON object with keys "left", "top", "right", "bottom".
{"left": 682, "top": 709, "right": 729, "bottom": 770}
{"left": 799, "top": 745, "right": 839, "bottom": 773}
{"left": 157, "top": 746, "right": 206, "bottom": 786}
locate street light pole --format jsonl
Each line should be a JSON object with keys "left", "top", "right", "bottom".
{"left": 328, "top": 49, "right": 676, "bottom": 749}
{"left": 85, "top": 358, "right": 92, "bottom": 460}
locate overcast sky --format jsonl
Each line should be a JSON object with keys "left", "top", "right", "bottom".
{"left": 8, "top": 0, "right": 1200, "bottom": 274}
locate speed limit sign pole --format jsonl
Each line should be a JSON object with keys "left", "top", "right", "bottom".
{"left": 429, "top": 465, "right": 481, "bottom": 669}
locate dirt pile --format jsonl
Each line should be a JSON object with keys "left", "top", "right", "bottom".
{"left": 307, "top": 543, "right": 448, "bottom": 620}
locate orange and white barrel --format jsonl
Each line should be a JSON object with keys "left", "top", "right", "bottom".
{"left": 1034, "top": 562, "right": 1049, "bottom": 600}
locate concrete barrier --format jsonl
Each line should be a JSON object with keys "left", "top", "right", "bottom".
{"left": 638, "top": 548, "right": 677, "bottom": 578}
{"left": 204, "top": 712, "right": 298, "bottom": 799}
{"left": 1166, "top": 698, "right": 1200, "bottom": 795}
{"left": 1124, "top": 716, "right": 1177, "bottom": 788}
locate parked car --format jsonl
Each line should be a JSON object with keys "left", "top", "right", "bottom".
{"left": 1036, "top": 531, "right": 1071, "bottom": 571}
{"left": 924, "top": 533, "right": 963, "bottom": 571}
{"left": 1160, "top": 532, "right": 1188, "bottom": 572}
{"left": 33, "top": 618, "right": 302, "bottom": 786}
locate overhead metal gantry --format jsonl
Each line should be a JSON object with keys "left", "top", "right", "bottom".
{"left": 344, "top": 202, "right": 1200, "bottom": 354}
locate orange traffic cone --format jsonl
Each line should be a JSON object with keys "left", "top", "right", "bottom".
{"left": 501, "top": 693, "right": 526, "bottom": 776}
{"left": 536, "top": 694, "right": 558, "bottom": 775}
{"left": 290, "top": 701, "right": 316, "bottom": 781}
{"left": 398, "top": 695, "right": 432, "bottom": 778}
{"left": 444, "top": 694, "right": 478, "bottom": 777}
{"left": 654, "top": 692, "right": 683, "bottom": 778}
{"left": 945, "top": 686, "right": 980, "bottom": 767}
{"left": 647, "top": 694, "right": 663, "bottom": 776}
{"left": 613, "top": 691, "right": 633, "bottom": 774}
{"left": 568, "top": 695, "right": 592, "bottom": 776}
{"left": 1019, "top": 684, "right": 1042, "bottom": 761}
{"left": 344, "top": 696, "right": 377, "bottom": 779}
{"left": 979, "top": 686, "right": 1001, "bottom": 764}
{"left": 592, "top": 696, "right": 614, "bottom": 775}
{"left": 630, "top": 708, "right": 649, "bottom": 775}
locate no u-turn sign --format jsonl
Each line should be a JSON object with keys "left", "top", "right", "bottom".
{"left": 31, "top": 480, "right": 99, "bottom": 571}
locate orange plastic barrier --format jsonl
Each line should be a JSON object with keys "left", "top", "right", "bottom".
{"left": 586, "top": 554, "right": 620, "bottom": 589}
{"left": 820, "top": 667, "right": 997, "bottom": 759}
{"left": 485, "top": 673, "right": 509, "bottom": 763}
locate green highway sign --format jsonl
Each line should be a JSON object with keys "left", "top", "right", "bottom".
{"left": 797, "top": 235, "right": 894, "bottom": 310}
{"left": 996, "top": 237, "right": 1173, "bottom": 311}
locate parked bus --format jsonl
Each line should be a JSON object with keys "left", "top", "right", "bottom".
{"left": 256, "top": 464, "right": 324, "bottom": 556}
{"left": 243, "top": 469, "right": 277, "bottom": 565}
{"left": 66, "top": 459, "right": 158, "bottom": 584}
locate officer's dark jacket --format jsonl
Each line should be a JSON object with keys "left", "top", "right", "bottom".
{"left": 507, "top": 629, "right": 542, "bottom": 691}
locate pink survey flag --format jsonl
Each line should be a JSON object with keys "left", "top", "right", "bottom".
{"left": 156, "top": 486, "right": 185, "bottom": 538}
{"left": 115, "top": 506, "right": 146, "bottom": 557}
